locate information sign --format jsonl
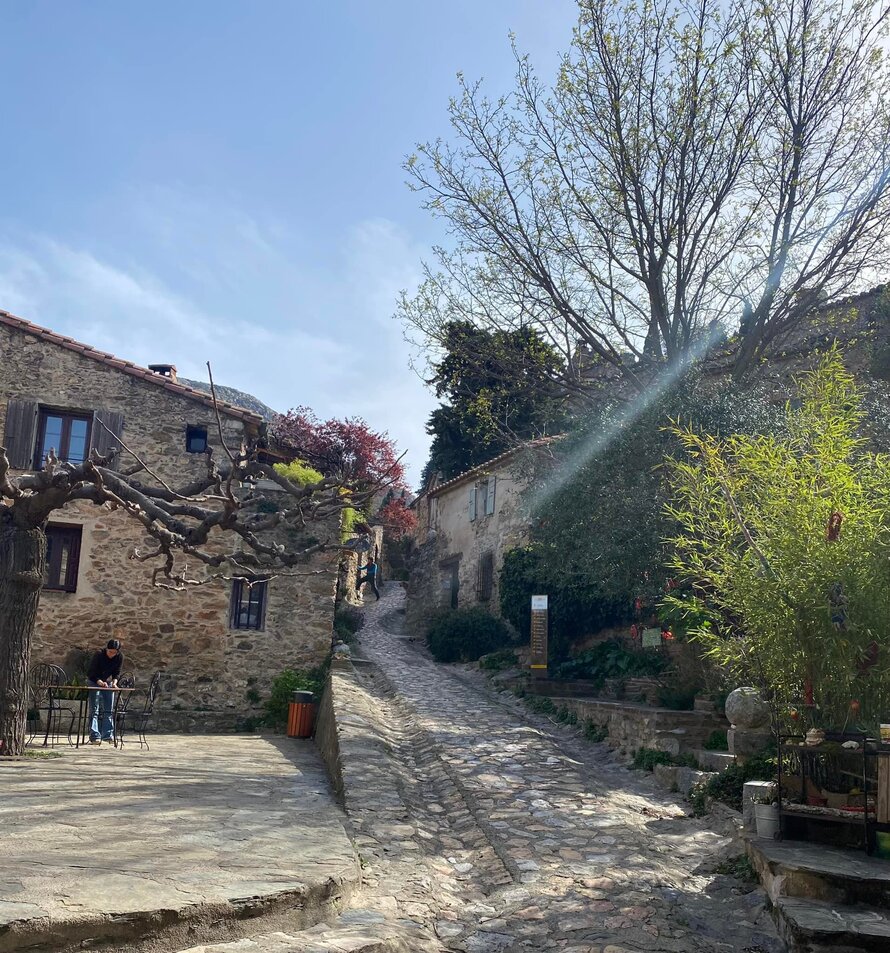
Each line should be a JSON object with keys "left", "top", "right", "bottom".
{"left": 530, "top": 594, "right": 549, "bottom": 676}
{"left": 641, "top": 627, "right": 663, "bottom": 648}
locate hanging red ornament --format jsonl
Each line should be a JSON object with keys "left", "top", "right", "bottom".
{"left": 630, "top": 624, "right": 639, "bottom": 640}
{"left": 804, "top": 679, "right": 814, "bottom": 707}
{"left": 826, "top": 511, "right": 843, "bottom": 542}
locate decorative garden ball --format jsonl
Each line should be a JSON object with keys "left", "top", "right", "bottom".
{"left": 725, "top": 687, "right": 770, "bottom": 730}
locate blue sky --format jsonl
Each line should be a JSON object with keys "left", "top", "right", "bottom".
{"left": 0, "top": 1, "right": 577, "bottom": 484}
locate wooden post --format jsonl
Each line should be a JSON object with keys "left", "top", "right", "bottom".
{"left": 878, "top": 756, "right": 890, "bottom": 825}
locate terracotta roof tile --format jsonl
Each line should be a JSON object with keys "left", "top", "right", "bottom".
{"left": 425, "top": 437, "right": 559, "bottom": 499}
{"left": 0, "top": 308, "right": 264, "bottom": 426}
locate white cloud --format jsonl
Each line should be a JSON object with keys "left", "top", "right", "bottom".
{"left": 0, "top": 191, "right": 435, "bottom": 484}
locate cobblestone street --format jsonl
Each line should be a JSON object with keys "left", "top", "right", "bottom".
{"left": 306, "top": 584, "right": 786, "bottom": 953}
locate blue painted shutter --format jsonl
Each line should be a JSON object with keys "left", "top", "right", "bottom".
{"left": 485, "top": 477, "right": 496, "bottom": 515}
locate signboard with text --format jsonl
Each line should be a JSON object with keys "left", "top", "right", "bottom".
{"left": 530, "top": 594, "right": 549, "bottom": 676}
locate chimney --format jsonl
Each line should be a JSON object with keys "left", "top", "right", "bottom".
{"left": 148, "top": 363, "right": 178, "bottom": 383}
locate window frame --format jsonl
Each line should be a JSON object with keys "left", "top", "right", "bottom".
{"left": 229, "top": 578, "right": 268, "bottom": 631}
{"left": 34, "top": 409, "right": 92, "bottom": 469}
{"left": 43, "top": 524, "right": 83, "bottom": 593}
{"left": 477, "top": 480, "right": 489, "bottom": 517}
{"left": 186, "top": 425, "right": 209, "bottom": 454}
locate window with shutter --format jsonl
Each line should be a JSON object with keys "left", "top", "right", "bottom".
{"left": 2, "top": 399, "right": 39, "bottom": 470}
{"left": 468, "top": 487, "right": 477, "bottom": 521}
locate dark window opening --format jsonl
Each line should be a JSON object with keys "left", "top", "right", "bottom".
{"left": 186, "top": 425, "right": 208, "bottom": 453}
{"left": 230, "top": 578, "right": 268, "bottom": 630}
{"left": 35, "top": 410, "right": 92, "bottom": 469}
{"left": 441, "top": 559, "right": 460, "bottom": 609}
{"left": 477, "top": 551, "right": 495, "bottom": 601}
{"left": 44, "top": 525, "right": 82, "bottom": 592}
{"left": 478, "top": 480, "right": 489, "bottom": 516}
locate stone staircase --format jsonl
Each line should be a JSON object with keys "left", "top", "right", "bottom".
{"left": 748, "top": 838, "right": 890, "bottom": 952}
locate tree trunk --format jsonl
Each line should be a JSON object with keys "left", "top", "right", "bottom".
{"left": 0, "top": 520, "right": 46, "bottom": 756}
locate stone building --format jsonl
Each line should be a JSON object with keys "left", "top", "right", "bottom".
{"left": 0, "top": 309, "right": 340, "bottom": 729}
{"left": 406, "top": 441, "right": 552, "bottom": 632}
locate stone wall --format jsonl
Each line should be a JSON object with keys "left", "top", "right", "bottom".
{"left": 337, "top": 525, "right": 384, "bottom": 609}
{"left": 1, "top": 319, "right": 339, "bottom": 727}
{"left": 521, "top": 684, "right": 727, "bottom": 756}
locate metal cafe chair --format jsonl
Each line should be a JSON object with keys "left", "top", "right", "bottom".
{"left": 132, "top": 671, "right": 162, "bottom": 750}
{"left": 112, "top": 674, "right": 137, "bottom": 748}
{"left": 28, "top": 662, "right": 75, "bottom": 747}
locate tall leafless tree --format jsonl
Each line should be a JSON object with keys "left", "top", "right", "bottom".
{"left": 399, "top": 0, "right": 890, "bottom": 390}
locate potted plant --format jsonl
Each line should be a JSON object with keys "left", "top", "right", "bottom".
{"left": 752, "top": 787, "right": 780, "bottom": 839}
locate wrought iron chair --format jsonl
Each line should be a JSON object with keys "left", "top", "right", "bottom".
{"left": 112, "top": 674, "right": 137, "bottom": 748}
{"left": 132, "top": 671, "right": 162, "bottom": 750}
{"left": 27, "top": 663, "right": 74, "bottom": 747}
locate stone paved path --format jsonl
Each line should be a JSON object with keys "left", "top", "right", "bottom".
{"left": 175, "top": 583, "right": 787, "bottom": 953}
{"left": 337, "top": 585, "right": 786, "bottom": 953}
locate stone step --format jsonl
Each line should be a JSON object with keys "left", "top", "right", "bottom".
{"left": 695, "top": 749, "right": 735, "bottom": 772}
{"left": 776, "top": 897, "right": 890, "bottom": 952}
{"left": 171, "top": 908, "right": 442, "bottom": 952}
{"left": 748, "top": 839, "right": 890, "bottom": 910}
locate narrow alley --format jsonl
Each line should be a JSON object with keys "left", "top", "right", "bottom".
{"left": 183, "top": 585, "right": 785, "bottom": 953}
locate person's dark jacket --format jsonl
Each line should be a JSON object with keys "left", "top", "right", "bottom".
{"left": 87, "top": 650, "right": 123, "bottom": 684}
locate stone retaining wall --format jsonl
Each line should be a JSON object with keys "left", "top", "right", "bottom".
{"left": 313, "top": 673, "right": 345, "bottom": 802}
{"left": 553, "top": 695, "right": 727, "bottom": 755}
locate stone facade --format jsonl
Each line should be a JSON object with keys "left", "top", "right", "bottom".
{"left": 0, "top": 311, "right": 339, "bottom": 727}
{"left": 406, "top": 443, "right": 549, "bottom": 631}
{"left": 338, "top": 526, "right": 384, "bottom": 609}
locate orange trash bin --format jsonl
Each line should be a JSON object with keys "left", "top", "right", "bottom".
{"left": 287, "top": 691, "right": 316, "bottom": 738}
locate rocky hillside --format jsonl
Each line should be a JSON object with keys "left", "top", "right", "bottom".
{"left": 180, "top": 378, "right": 278, "bottom": 422}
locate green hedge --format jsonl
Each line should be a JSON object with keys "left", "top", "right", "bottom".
{"left": 426, "top": 607, "right": 514, "bottom": 663}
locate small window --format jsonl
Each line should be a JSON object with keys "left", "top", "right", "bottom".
{"left": 476, "top": 551, "right": 495, "bottom": 601}
{"left": 186, "top": 425, "right": 208, "bottom": 454}
{"left": 35, "top": 410, "right": 92, "bottom": 469}
{"left": 44, "top": 525, "right": 82, "bottom": 592}
{"left": 230, "top": 578, "right": 268, "bottom": 630}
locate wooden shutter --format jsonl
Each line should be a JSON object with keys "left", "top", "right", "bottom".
{"left": 2, "top": 399, "right": 39, "bottom": 469}
{"left": 91, "top": 410, "right": 125, "bottom": 458}
{"left": 468, "top": 486, "right": 477, "bottom": 521}
{"left": 485, "top": 476, "right": 496, "bottom": 516}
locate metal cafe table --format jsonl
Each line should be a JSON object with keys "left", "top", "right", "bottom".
{"left": 41, "top": 685, "right": 137, "bottom": 748}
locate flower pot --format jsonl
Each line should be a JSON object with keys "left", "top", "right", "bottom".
{"left": 754, "top": 802, "right": 780, "bottom": 839}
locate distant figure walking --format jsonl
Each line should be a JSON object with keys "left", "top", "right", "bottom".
{"left": 87, "top": 639, "right": 123, "bottom": 745}
{"left": 357, "top": 556, "right": 380, "bottom": 601}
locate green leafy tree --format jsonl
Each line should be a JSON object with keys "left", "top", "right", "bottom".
{"left": 422, "top": 321, "right": 568, "bottom": 483}
{"left": 665, "top": 354, "right": 890, "bottom": 730}
{"left": 500, "top": 376, "right": 782, "bottom": 657}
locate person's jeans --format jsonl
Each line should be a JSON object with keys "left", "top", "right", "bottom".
{"left": 88, "top": 683, "right": 115, "bottom": 741}
{"left": 358, "top": 575, "right": 380, "bottom": 599}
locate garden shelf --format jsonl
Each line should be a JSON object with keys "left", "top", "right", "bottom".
{"left": 778, "top": 733, "right": 890, "bottom": 855}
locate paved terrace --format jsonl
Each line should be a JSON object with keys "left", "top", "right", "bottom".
{"left": 0, "top": 735, "right": 358, "bottom": 953}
